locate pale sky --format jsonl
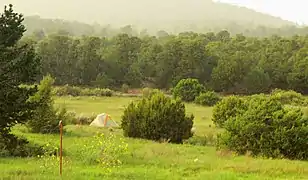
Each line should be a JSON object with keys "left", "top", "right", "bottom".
{"left": 215, "top": 0, "right": 308, "bottom": 25}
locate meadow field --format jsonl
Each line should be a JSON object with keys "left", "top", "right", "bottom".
{"left": 1, "top": 96, "right": 308, "bottom": 180}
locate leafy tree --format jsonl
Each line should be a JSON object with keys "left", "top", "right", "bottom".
{"left": 11, "top": 23, "right": 308, "bottom": 96}
{"left": 242, "top": 67, "right": 271, "bottom": 94}
{"left": 0, "top": 4, "right": 40, "bottom": 152}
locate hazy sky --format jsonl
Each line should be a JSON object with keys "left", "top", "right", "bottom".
{"left": 215, "top": 0, "right": 308, "bottom": 24}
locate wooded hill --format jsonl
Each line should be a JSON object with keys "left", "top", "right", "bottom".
{"left": 9, "top": 0, "right": 307, "bottom": 37}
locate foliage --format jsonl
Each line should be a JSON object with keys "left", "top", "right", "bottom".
{"left": 53, "top": 85, "right": 113, "bottom": 97}
{"left": 71, "top": 113, "right": 97, "bottom": 125}
{"left": 270, "top": 89, "right": 308, "bottom": 106}
{"left": 121, "top": 84, "right": 129, "bottom": 93}
{"left": 195, "top": 91, "right": 222, "bottom": 106}
{"left": 17, "top": 27, "right": 308, "bottom": 96}
{"left": 212, "top": 95, "right": 247, "bottom": 127}
{"left": 242, "top": 67, "right": 272, "bottom": 94}
{"left": 172, "top": 78, "right": 205, "bottom": 102}
{"left": 184, "top": 133, "right": 216, "bottom": 146}
{"left": 0, "top": 4, "right": 41, "bottom": 155}
{"left": 78, "top": 132, "right": 128, "bottom": 174}
{"left": 37, "top": 142, "right": 71, "bottom": 175}
{"left": 217, "top": 95, "right": 308, "bottom": 160}
{"left": 142, "top": 87, "right": 161, "bottom": 98}
{"left": 0, "top": 134, "right": 55, "bottom": 157}
{"left": 27, "top": 75, "right": 71, "bottom": 134}
{"left": 121, "top": 91, "right": 194, "bottom": 143}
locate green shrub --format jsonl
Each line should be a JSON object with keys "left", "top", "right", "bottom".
{"left": 90, "top": 88, "right": 112, "bottom": 97}
{"left": 101, "top": 88, "right": 113, "bottom": 97}
{"left": 53, "top": 85, "right": 81, "bottom": 96}
{"left": 184, "top": 136, "right": 208, "bottom": 146}
{"left": 80, "top": 88, "right": 95, "bottom": 96}
{"left": 172, "top": 78, "right": 205, "bottom": 102}
{"left": 121, "top": 84, "right": 129, "bottom": 93}
{"left": 0, "top": 134, "right": 56, "bottom": 157}
{"left": 217, "top": 95, "right": 308, "bottom": 160}
{"left": 142, "top": 87, "right": 160, "bottom": 98}
{"left": 53, "top": 85, "right": 113, "bottom": 97}
{"left": 184, "top": 133, "right": 216, "bottom": 146}
{"left": 212, "top": 95, "right": 247, "bottom": 127}
{"left": 270, "top": 89, "right": 307, "bottom": 106}
{"left": 121, "top": 91, "right": 194, "bottom": 143}
{"left": 74, "top": 114, "right": 97, "bottom": 125}
{"left": 195, "top": 91, "right": 222, "bottom": 106}
{"left": 27, "top": 75, "right": 71, "bottom": 134}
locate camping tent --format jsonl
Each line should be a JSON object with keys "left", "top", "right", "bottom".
{"left": 89, "top": 113, "right": 119, "bottom": 127}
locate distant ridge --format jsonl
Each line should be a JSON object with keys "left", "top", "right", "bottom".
{"left": 5, "top": 0, "right": 301, "bottom": 36}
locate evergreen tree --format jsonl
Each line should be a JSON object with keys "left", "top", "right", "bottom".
{"left": 0, "top": 4, "right": 40, "bottom": 144}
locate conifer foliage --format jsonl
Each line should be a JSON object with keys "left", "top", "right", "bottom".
{"left": 0, "top": 4, "right": 40, "bottom": 153}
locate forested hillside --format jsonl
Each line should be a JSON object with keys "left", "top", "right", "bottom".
{"left": 23, "top": 15, "right": 308, "bottom": 37}
{"left": 9, "top": 0, "right": 308, "bottom": 37}
{"left": 23, "top": 30, "right": 308, "bottom": 94}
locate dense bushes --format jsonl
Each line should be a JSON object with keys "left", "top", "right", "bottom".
{"left": 142, "top": 88, "right": 161, "bottom": 98}
{"left": 195, "top": 91, "right": 222, "bottom": 106}
{"left": 0, "top": 134, "right": 56, "bottom": 157}
{"left": 53, "top": 85, "right": 113, "bottom": 97}
{"left": 216, "top": 95, "right": 308, "bottom": 160}
{"left": 27, "top": 75, "right": 72, "bottom": 134}
{"left": 270, "top": 89, "right": 308, "bottom": 106}
{"left": 121, "top": 91, "right": 194, "bottom": 143}
{"left": 71, "top": 113, "right": 97, "bottom": 125}
{"left": 212, "top": 95, "right": 247, "bottom": 127}
{"left": 172, "top": 78, "right": 205, "bottom": 102}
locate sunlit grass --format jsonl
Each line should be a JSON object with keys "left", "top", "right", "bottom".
{"left": 1, "top": 96, "right": 308, "bottom": 180}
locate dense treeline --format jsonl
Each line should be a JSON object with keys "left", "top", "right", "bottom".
{"left": 22, "top": 30, "right": 308, "bottom": 94}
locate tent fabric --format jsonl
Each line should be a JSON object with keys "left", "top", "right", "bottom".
{"left": 89, "top": 113, "right": 119, "bottom": 127}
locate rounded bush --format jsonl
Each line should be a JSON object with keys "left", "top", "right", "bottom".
{"left": 121, "top": 91, "right": 194, "bottom": 143}
{"left": 270, "top": 89, "right": 307, "bottom": 106}
{"left": 212, "top": 95, "right": 247, "bottom": 127}
{"left": 172, "top": 78, "right": 205, "bottom": 102}
{"left": 217, "top": 96, "right": 308, "bottom": 160}
{"left": 195, "top": 91, "right": 222, "bottom": 106}
{"left": 0, "top": 134, "right": 56, "bottom": 157}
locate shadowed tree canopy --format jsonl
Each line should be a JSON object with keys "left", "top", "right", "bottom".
{"left": 0, "top": 4, "right": 40, "bottom": 138}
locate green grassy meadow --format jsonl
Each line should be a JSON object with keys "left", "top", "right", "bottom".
{"left": 1, "top": 96, "right": 308, "bottom": 180}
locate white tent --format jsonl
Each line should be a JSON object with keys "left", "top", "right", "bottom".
{"left": 89, "top": 113, "right": 119, "bottom": 127}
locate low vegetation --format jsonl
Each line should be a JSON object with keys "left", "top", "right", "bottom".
{"left": 216, "top": 94, "right": 308, "bottom": 160}
{"left": 121, "top": 91, "right": 194, "bottom": 143}
{"left": 212, "top": 95, "right": 247, "bottom": 128}
{"left": 172, "top": 78, "right": 205, "bottom": 102}
{"left": 195, "top": 91, "right": 222, "bottom": 106}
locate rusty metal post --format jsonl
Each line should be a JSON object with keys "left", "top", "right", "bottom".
{"left": 59, "top": 120, "right": 63, "bottom": 176}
